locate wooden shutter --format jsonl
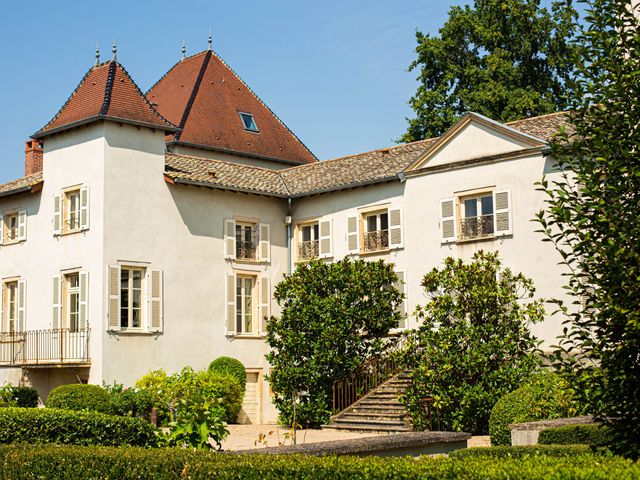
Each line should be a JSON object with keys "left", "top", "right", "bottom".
{"left": 52, "top": 275, "right": 61, "bottom": 329}
{"left": 18, "top": 210, "right": 27, "bottom": 241}
{"left": 80, "top": 186, "right": 90, "bottom": 231}
{"left": 259, "top": 276, "right": 270, "bottom": 335}
{"left": 494, "top": 189, "right": 512, "bottom": 235}
{"left": 149, "top": 268, "right": 163, "bottom": 333}
{"left": 79, "top": 271, "right": 89, "bottom": 330}
{"left": 389, "top": 208, "right": 403, "bottom": 249}
{"left": 258, "top": 223, "right": 270, "bottom": 262}
{"left": 319, "top": 218, "right": 332, "bottom": 258}
{"left": 395, "top": 271, "right": 407, "bottom": 330}
{"left": 0, "top": 214, "right": 4, "bottom": 246}
{"left": 53, "top": 194, "right": 62, "bottom": 235}
{"left": 107, "top": 265, "right": 121, "bottom": 331}
{"left": 347, "top": 215, "right": 359, "bottom": 254}
{"left": 17, "top": 280, "right": 26, "bottom": 332}
{"left": 224, "top": 219, "right": 236, "bottom": 260}
{"left": 440, "top": 198, "right": 456, "bottom": 242}
{"left": 225, "top": 273, "right": 236, "bottom": 335}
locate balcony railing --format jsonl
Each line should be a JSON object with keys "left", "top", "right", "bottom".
{"left": 460, "top": 214, "right": 494, "bottom": 240}
{"left": 236, "top": 240, "right": 257, "bottom": 260}
{"left": 297, "top": 240, "right": 319, "bottom": 260}
{"left": 363, "top": 230, "right": 389, "bottom": 252}
{"left": 0, "top": 328, "right": 90, "bottom": 367}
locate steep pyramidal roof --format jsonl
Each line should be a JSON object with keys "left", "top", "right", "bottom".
{"left": 147, "top": 50, "right": 317, "bottom": 165}
{"left": 34, "top": 61, "right": 177, "bottom": 138}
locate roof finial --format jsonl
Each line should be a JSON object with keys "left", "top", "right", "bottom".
{"left": 112, "top": 35, "right": 117, "bottom": 62}
{"left": 208, "top": 28, "right": 212, "bottom": 50}
{"left": 181, "top": 39, "right": 186, "bottom": 60}
{"left": 95, "top": 41, "right": 100, "bottom": 67}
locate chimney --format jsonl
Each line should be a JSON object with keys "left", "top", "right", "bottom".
{"left": 25, "top": 140, "right": 43, "bottom": 176}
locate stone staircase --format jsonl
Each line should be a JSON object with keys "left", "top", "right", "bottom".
{"left": 323, "top": 370, "right": 413, "bottom": 433}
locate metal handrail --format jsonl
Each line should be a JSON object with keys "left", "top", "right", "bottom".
{"left": 460, "top": 214, "right": 494, "bottom": 239}
{"left": 363, "top": 230, "right": 389, "bottom": 252}
{"left": 297, "top": 240, "right": 319, "bottom": 260}
{"left": 236, "top": 240, "right": 257, "bottom": 260}
{"left": 0, "top": 328, "right": 90, "bottom": 366}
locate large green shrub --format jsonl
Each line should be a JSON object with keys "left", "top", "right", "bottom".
{"left": 0, "top": 385, "right": 38, "bottom": 408}
{"left": 266, "top": 258, "right": 403, "bottom": 427}
{"left": 401, "top": 252, "right": 543, "bottom": 434}
{"left": 539, "top": 424, "right": 615, "bottom": 447}
{"left": 46, "top": 384, "right": 111, "bottom": 413}
{"left": 0, "top": 408, "right": 157, "bottom": 447}
{"left": 209, "top": 357, "right": 246, "bottom": 391}
{"left": 450, "top": 445, "right": 594, "bottom": 459}
{"left": 103, "top": 383, "right": 153, "bottom": 419}
{"left": 489, "top": 372, "right": 584, "bottom": 446}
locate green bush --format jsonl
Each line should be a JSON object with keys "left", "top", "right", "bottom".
{"left": 103, "top": 382, "right": 153, "bottom": 419}
{"left": 450, "top": 445, "right": 594, "bottom": 459}
{"left": 539, "top": 424, "right": 615, "bottom": 447}
{"left": 0, "top": 385, "right": 38, "bottom": 408}
{"left": 489, "top": 372, "right": 584, "bottom": 446}
{"left": 46, "top": 384, "right": 111, "bottom": 413}
{"left": 209, "top": 357, "right": 247, "bottom": 391}
{"left": 0, "top": 408, "right": 157, "bottom": 447}
{"left": 0, "top": 444, "right": 636, "bottom": 480}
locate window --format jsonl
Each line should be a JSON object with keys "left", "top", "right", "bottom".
{"left": 460, "top": 193, "right": 494, "bottom": 240}
{"left": 236, "top": 275, "right": 255, "bottom": 334}
{"left": 64, "top": 273, "right": 80, "bottom": 332}
{"left": 1, "top": 211, "right": 26, "bottom": 245}
{"left": 65, "top": 189, "right": 81, "bottom": 233}
{"left": 4, "top": 214, "right": 18, "bottom": 243}
{"left": 363, "top": 210, "right": 389, "bottom": 252}
{"left": 235, "top": 222, "right": 257, "bottom": 260}
{"left": 239, "top": 112, "right": 259, "bottom": 132}
{"left": 297, "top": 222, "right": 319, "bottom": 261}
{"left": 3, "top": 281, "right": 17, "bottom": 333}
{"left": 120, "top": 267, "right": 144, "bottom": 329}
{"left": 54, "top": 186, "right": 89, "bottom": 236}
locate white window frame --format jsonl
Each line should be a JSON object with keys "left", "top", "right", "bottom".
{"left": 65, "top": 189, "right": 81, "bottom": 234}
{"left": 235, "top": 222, "right": 258, "bottom": 261}
{"left": 235, "top": 274, "right": 257, "bottom": 335}
{"left": 362, "top": 209, "right": 390, "bottom": 253}
{"left": 296, "top": 221, "right": 320, "bottom": 262}
{"left": 64, "top": 272, "right": 81, "bottom": 332}
{"left": 3, "top": 281, "right": 18, "bottom": 333}
{"left": 457, "top": 190, "right": 495, "bottom": 241}
{"left": 119, "top": 266, "right": 146, "bottom": 331}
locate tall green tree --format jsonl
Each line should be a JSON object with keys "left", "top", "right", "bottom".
{"left": 401, "top": 0, "right": 580, "bottom": 141}
{"left": 536, "top": 0, "right": 640, "bottom": 459}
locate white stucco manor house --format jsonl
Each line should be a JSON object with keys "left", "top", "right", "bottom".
{"left": 0, "top": 46, "right": 571, "bottom": 423}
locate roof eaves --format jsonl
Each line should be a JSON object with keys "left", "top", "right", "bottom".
{"left": 166, "top": 140, "right": 310, "bottom": 166}
{"left": 289, "top": 175, "right": 401, "bottom": 199}
{"left": 32, "top": 115, "right": 180, "bottom": 139}
{"left": 170, "top": 176, "right": 288, "bottom": 199}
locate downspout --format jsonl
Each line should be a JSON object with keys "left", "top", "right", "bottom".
{"left": 286, "top": 197, "right": 292, "bottom": 275}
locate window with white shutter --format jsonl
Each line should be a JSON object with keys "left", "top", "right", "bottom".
{"left": 389, "top": 208, "right": 403, "bottom": 249}
{"left": 107, "top": 265, "right": 121, "bottom": 331}
{"left": 149, "top": 268, "right": 163, "bottom": 333}
{"left": 493, "top": 189, "right": 512, "bottom": 235}
{"left": 18, "top": 210, "right": 27, "bottom": 241}
{"left": 17, "top": 280, "right": 26, "bottom": 332}
{"left": 80, "top": 186, "right": 90, "bottom": 231}
{"left": 52, "top": 275, "right": 61, "bottom": 330}
{"left": 53, "top": 194, "right": 62, "bottom": 236}
{"left": 224, "top": 219, "right": 236, "bottom": 259}
{"left": 79, "top": 271, "right": 89, "bottom": 330}
{"left": 318, "top": 218, "right": 333, "bottom": 258}
{"left": 258, "top": 223, "right": 270, "bottom": 262}
{"left": 347, "top": 215, "right": 359, "bottom": 254}
{"left": 440, "top": 198, "right": 456, "bottom": 242}
{"left": 259, "top": 276, "right": 270, "bottom": 335}
{"left": 225, "top": 272, "right": 236, "bottom": 335}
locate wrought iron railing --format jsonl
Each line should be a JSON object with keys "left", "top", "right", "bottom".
{"left": 236, "top": 240, "right": 257, "bottom": 260}
{"left": 297, "top": 240, "right": 319, "bottom": 260}
{"left": 460, "top": 214, "right": 494, "bottom": 240}
{"left": 0, "top": 328, "right": 90, "bottom": 366}
{"left": 332, "top": 336, "right": 407, "bottom": 413}
{"left": 363, "top": 230, "right": 389, "bottom": 252}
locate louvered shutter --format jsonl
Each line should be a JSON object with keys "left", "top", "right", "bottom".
{"left": 259, "top": 277, "right": 270, "bottom": 335}
{"left": 80, "top": 186, "right": 90, "bottom": 231}
{"left": 319, "top": 218, "right": 333, "bottom": 258}
{"left": 395, "top": 271, "right": 407, "bottom": 330}
{"left": 389, "top": 208, "right": 403, "bottom": 249}
{"left": 17, "top": 280, "right": 26, "bottom": 332}
{"left": 149, "top": 268, "right": 163, "bottom": 333}
{"left": 225, "top": 273, "right": 236, "bottom": 335}
{"left": 79, "top": 271, "right": 89, "bottom": 330}
{"left": 440, "top": 198, "right": 456, "bottom": 242}
{"left": 224, "top": 219, "right": 236, "bottom": 260}
{"left": 52, "top": 275, "right": 61, "bottom": 329}
{"left": 107, "top": 265, "right": 121, "bottom": 331}
{"left": 493, "top": 189, "right": 512, "bottom": 235}
{"left": 18, "top": 210, "right": 27, "bottom": 241}
{"left": 53, "top": 194, "right": 62, "bottom": 235}
{"left": 347, "top": 215, "right": 359, "bottom": 254}
{"left": 258, "top": 223, "right": 270, "bottom": 262}
{"left": 0, "top": 214, "right": 4, "bottom": 246}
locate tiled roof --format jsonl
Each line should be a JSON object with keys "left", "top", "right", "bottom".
{"left": 147, "top": 50, "right": 317, "bottom": 165}
{"left": 0, "top": 173, "right": 43, "bottom": 197}
{"left": 34, "top": 61, "right": 177, "bottom": 138}
{"left": 506, "top": 111, "right": 571, "bottom": 141}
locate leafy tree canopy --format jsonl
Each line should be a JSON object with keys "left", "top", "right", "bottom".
{"left": 401, "top": 0, "right": 580, "bottom": 141}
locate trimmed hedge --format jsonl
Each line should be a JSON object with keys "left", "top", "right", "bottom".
{"left": 0, "top": 407, "right": 158, "bottom": 447}
{"left": 450, "top": 445, "right": 594, "bottom": 459}
{"left": 46, "top": 384, "right": 111, "bottom": 413}
{"left": 209, "top": 356, "right": 247, "bottom": 391}
{"left": 0, "top": 444, "right": 636, "bottom": 480}
{"left": 0, "top": 386, "right": 38, "bottom": 408}
{"left": 539, "top": 424, "right": 615, "bottom": 447}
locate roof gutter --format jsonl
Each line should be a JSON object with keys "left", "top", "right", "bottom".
{"left": 170, "top": 177, "right": 289, "bottom": 199}
{"left": 0, "top": 185, "right": 34, "bottom": 199}
{"left": 32, "top": 115, "right": 180, "bottom": 140}
{"left": 289, "top": 175, "right": 400, "bottom": 199}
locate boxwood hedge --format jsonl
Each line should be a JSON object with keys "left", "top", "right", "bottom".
{"left": 0, "top": 407, "right": 158, "bottom": 447}
{"left": 539, "top": 424, "right": 615, "bottom": 447}
{"left": 0, "top": 444, "right": 636, "bottom": 480}
{"left": 450, "top": 444, "right": 594, "bottom": 459}
{"left": 46, "top": 384, "right": 111, "bottom": 413}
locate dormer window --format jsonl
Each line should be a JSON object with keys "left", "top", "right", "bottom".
{"left": 239, "top": 112, "right": 259, "bottom": 132}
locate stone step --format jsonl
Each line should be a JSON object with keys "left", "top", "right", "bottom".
{"left": 340, "top": 412, "right": 408, "bottom": 422}
{"left": 322, "top": 423, "right": 413, "bottom": 433}
{"left": 356, "top": 400, "right": 404, "bottom": 408}
{"left": 350, "top": 405, "right": 407, "bottom": 414}
{"left": 333, "top": 417, "right": 407, "bottom": 427}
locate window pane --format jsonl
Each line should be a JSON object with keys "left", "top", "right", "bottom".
{"left": 236, "top": 278, "right": 243, "bottom": 333}
{"left": 367, "top": 215, "right": 377, "bottom": 233}
{"left": 380, "top": 213, "right": 389, "bottom": 231}
{"left": 132, "top": 289, "right": 141, "bottom": 309}
{"left": 132, "top": 308, "right": 141, "bottom": 328}
{"left": 302, "top": 226, "right": 311, "bottom": 242}
{"left": 121, "top": 308, "right": 128, "bottom": 328}
{"left": 313, "top": 224, "right": 319, "bottom": 240}
{"left": 464, "top": 199, "right": 478, "bottom": 218}
{"left": 132, "top": 270, "right": 142, "bottom": 288}
{"left": 481, "top": 195, "right": 494, "bottom": 216}
{"left": 244, "top": 226, "right": 252, "bottom": 243}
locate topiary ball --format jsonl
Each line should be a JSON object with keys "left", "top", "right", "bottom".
{"left": 46, "top": 384, "right": 110, "bottom": 413}
{"left": 208, "top": 356, "right": 247, "bottom": 391}
{"left": 489, "top": 372, "right": 583, "bottom": 446}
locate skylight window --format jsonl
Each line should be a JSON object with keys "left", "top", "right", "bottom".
{"left": 239, "top": 112, "right": 259, "bottom": 132}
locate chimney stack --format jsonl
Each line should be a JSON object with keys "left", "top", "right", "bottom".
{"left": 25, "top": 140, "right": 43, "bottom": 176}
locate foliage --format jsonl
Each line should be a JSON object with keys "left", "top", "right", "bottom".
{"left": 135, "top": 367, "right": 242, "bottom": 425}
{"left": 539, "top": 424, "right": 615, "bottom": 447}
{"left": 400, "top": 251, "right": 544, "bottom": 434}
{"left": 103, "top": 382, "right": 154, "bottom": 419}
{"left": 535, "top": 0, "right": 640, "bottom": 458}
{"left": 208, "top": 357, "right": 247, "bottom": 391}
{"left": 450, "top": 444, "right": 595, "bottom": 459}
{"left": 0, "top": 407, "right": 158, "bottom": 447}
{"left": 0, "top": 385, "right": 38, "bottom": 408}
{"left": 401, "top": 0, "right": 580, "bottom": 141}
{"left": 489, "top": 372, "right": 585, "bottom": 446}
{"left": 0, "top": 444, "right": 637, "bottom": 480}
{"left": 46, "top": 384, "right": 111, "bottom": 413}
{"left": 265, "top": 258, "right": 404, "bottom": 427}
